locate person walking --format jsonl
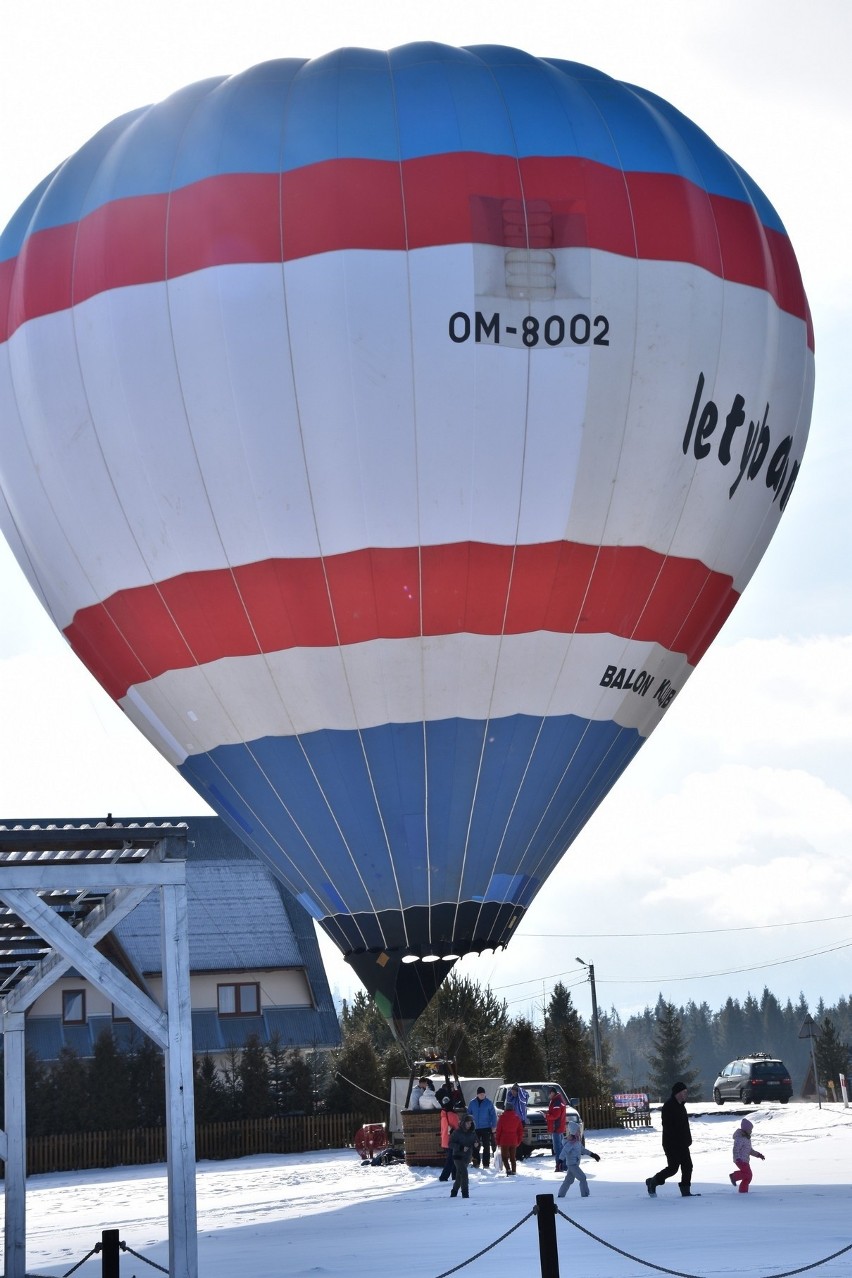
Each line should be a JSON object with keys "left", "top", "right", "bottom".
{"left": 645, "top": 1081, "right": 697, "bottom": 1197}
{"left": 557, "top": 1120, "right": 601, "bottom": 1198}
{"left": 468, "top": 1086, "right": 498, "bottom": 1168}
{"left": 495, "top": 1099, "right": 524, "bottom": 1176}
{"left": 730, "top": 1118, "right": 765, "bottom": 1193}
{"left": 449, "top": 1114, "right": 479, "bottom": 1198}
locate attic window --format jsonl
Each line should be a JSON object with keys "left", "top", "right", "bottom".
{"left": 62, "top": 989, "right": 86, "bottom": 1025}
{"left": 217, "top": 981, "right": 260, "bottom": 1017}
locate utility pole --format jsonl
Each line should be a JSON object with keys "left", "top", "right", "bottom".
{"left": 576, "top": 957, "right": 602, "bottom": 1073}
{"left": 799, "top": 1014, "right": 822, "bottom": 1110}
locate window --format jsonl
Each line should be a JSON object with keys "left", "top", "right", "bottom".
{"left": 217, "top": 982, "right": 260, "bottom": 1017}
{"left": 62, "top": 989, "right": 86, "bottom": 1024}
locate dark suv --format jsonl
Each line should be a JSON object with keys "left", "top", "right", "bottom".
{"left": 713, "top": 1054, "right": 792, "bottom": 1104}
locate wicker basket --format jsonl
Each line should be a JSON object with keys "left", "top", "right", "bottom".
{"left": 401, "top": 1109, "right": 444, "bottom": 1167}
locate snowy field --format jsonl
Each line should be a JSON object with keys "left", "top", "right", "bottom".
{"left": 18, "top": 1102, "right": 852, "bottom": 1278}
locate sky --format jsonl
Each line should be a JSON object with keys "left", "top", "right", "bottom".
{"left": 0, "top": 1, "right": 850, "bottom": 1026}
{"left": 19, "top": 1102, "right": 852, "bottom": 1277}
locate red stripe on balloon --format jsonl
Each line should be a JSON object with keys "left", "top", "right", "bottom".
{"left": 63, "top": 542, "right": 737, "bottom": 702}
{"left": 1, "top": 155, "right": 812, "bottom": 345}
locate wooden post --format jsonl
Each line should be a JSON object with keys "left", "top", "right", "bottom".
{"left": 161, "top": 881, "right": 198, "bottom": 1278}
{"left": 535, "top": 1193, "right": 560, "bottom": 1278}
{"left": 3, "top": 1011, "right": 27, "bottom": 1278}
{"left": 100, "top": 1228, "right": 120, "bottom": 1278}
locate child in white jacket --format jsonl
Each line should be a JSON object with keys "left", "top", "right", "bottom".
{"left": 730, "top": 1118, "right": 765, "bottom": 1193}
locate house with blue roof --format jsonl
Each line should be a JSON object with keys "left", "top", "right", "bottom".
{"left": 21, "top": 816, "right": 341, "bottom": 1064}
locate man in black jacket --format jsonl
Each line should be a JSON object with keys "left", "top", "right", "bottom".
{"left": 645, "top": 1082, "right": 696, "bottom": 1197}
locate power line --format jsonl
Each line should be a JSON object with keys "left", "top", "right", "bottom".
{"left": 489, "top": 937, "right": 852, "bottom": 1001}
{"left": 516, "top": 911, "right": 852, "bottom": 940}
{"left": 603, "top": 935, "right": 852, "bottom": 985}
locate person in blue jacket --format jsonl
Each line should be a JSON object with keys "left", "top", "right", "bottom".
{"left": 507, "top": 1083, "right": 529, "bottom": 1124}
{"left": 468, "top": 1087, "right": 498, "bottom": 1168}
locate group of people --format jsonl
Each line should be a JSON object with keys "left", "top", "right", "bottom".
{"left": 645, "top": 1081, "right": 767, "bottom": 1198}
{"left": 409, "top": 1079, "right": 532, "bottom": 1197}
{"left": 412, "top": 1076, "right": 767, "bottom": 1202}
{"left": 437, "top": 1085, "right": 503, "bottom": 1197}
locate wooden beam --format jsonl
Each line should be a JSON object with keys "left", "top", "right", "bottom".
{"left": 0, "top": 890, "right": 168, "bottom": 1049}
{"left": 0, "top": 862, "right": 186, "bottom": 890}
{"left": 4, "top": 885, "right": 154, "bottom": 1014}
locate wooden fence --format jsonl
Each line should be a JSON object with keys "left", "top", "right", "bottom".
{"left": 575, "top": 1097, "right": 651, "bottom": 1130}
{"left": 22, "top": 1100, "right": 649, "bottom": 1176}
{"left": 24, "top": 1113, "right": 370, "bottom": 1176}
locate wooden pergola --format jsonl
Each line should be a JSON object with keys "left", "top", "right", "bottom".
{"left": 0, "top": 821, "right": 197, "bottom": 1278}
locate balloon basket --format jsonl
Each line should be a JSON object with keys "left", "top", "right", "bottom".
{"left": 401, "top": 1110, "right": 443, "bottom": 1167}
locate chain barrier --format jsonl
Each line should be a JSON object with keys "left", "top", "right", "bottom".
{"left": 433, "top": 1208, "right": 536, "bottom": 1278}
{"left": 60, "top": 1248, "right": 99, "bottom": 1277}
{"left": 119, "top": 1241, "right": 169, "bottom": 1273}
{"left": 50, "top": 1236, "right": 170, "bottom": 1277}
{"left": 555, "top": 1206, "right": 852, "bottom": 1278}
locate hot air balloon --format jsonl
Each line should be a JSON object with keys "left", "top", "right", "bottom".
{"left": 0, "top": 45, "right": 813, "bottom": 1036}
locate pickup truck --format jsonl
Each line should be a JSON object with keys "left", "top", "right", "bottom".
{"left": 494, "top": 1082, "right": 583, "bottom": 1159}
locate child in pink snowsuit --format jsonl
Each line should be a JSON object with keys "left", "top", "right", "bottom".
{"left": 730, "top": 1118, "right": 765, "bottom": 1192}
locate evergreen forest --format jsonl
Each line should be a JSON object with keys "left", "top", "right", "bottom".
{"left": 9, "top": 979, "right": 852, "bottom": 1135}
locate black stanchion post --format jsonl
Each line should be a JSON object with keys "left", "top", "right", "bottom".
{"left": 535, "top": 1194, "right": 560, "bottom": 1278}
{"left": 101, "top": 1228, "right": 120, "bottom": 1278}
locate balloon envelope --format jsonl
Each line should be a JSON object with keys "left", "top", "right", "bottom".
{"left": 0, "top": 45, "right": 813, "bottom": 1034}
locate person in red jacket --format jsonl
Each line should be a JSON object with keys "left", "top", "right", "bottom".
{"left": 495, "top": 1100, "right": 524, "bottom": 1176}
{"left": 437, "top": 1097, "right": 461, "bottom": 1182}
{"left": 546, "top": 1088, "right": 568, "bottom": 1169}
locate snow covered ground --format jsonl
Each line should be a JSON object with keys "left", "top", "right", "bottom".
{"left": 18, "top": 1102, "right": 852, "bottom": 1278}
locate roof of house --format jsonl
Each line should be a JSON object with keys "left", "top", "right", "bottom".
{"left": 114, "top": 846, "right": 305, "bottom": 972}
{"left": 3, "top": 815, "right": 341, "bottom": 1053}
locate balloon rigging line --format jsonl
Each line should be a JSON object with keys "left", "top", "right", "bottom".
{"left": 334, "top": 1071, "right": 391, "bottom": 1108}
{"left": 282, "top": 263, "right": 406, "bottom": 952}
{"left": 396, "top": 113, "right": 435, "bottom": 950}
{"left": 462, "top": 57, "right": 535, "bottom": 950}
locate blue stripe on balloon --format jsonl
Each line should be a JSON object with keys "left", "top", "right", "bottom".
{"left": 1, "top": 44, "right": 786, "bottom": 253}
{"left": 177, "top": 713, "right": 642, "bottom": 926}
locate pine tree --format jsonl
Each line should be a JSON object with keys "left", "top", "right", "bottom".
{"left": 682, "top": 1001, "right": 717, "bottom": 1098}
{"left": 279, "top": 1048, "right": 315, "bottom": 1114}
{"left": 324, "top": 1030, "right": 386, "bottom": 1120}
{"left": 502, "top": 1017, "right": 546, "bottom": 1082}
{"left": 714, "top": 996, "right": 746, "bottom": 1065}
{"left": 194, "top": 1053, "right": 227, "bottom": 1122}
{"left": 647, "top": 1001, "right": 699, "bottom": 1101}
{"left": 341, "top": 989, "right": 395, "bottom": 1053}
{"left": 238, "top": 1032, "right": 274, "bottom": 1118}
{"left": 543, "top": 982, "right": 598, "bottom": 1096}
{"left": 88, "top": 1031, "right": 136, "bottom": 1130}
{"left": 814, "top": 1017, "right": 850, "bottom": 1089}
{"left": 46, "top": 1046, "right": 90, "bottom": 1133}
{"left": 412, "top": 973, "right": 510, "bottom": 1075}
{"left": 127, "top": 1033, "right": 165, "bottom": 1128}
{"left": 220, "top": 1043, "right": 243, "bottom": 1119}
{"left": 24, "top": 1049, "right": 51, "bottom": 1137}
